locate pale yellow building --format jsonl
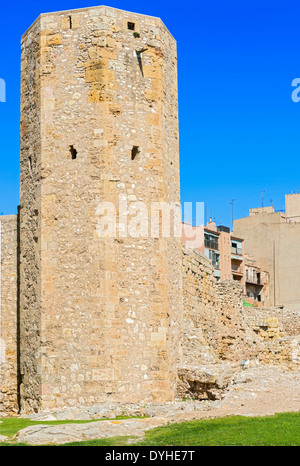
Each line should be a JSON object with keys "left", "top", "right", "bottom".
{"left": 233, "top": 194, "right": 300, "bottom": 310}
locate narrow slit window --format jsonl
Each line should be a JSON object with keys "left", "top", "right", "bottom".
{"left": 28, "top": 156, "right": 32, "bottom": 171}
{"left": 69, "top": 16, "right": 72, "bottom": 29}
{"left": 127, "top": 22, "right": 135, "bottom": 31}
{"left": 131, "top": 146, "right": 140, "bottom": 160}
{"left": 69, "top": 145, "right": 77, "bottom": 160}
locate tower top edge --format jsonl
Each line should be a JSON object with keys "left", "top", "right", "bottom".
{"left": 21, "top": 5, "right": 176, "bottom": 42}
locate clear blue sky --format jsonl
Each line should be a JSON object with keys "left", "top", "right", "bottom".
{"left": 1, "top": 0, "right": 300, "bottom": 226}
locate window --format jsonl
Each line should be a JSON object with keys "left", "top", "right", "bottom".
{"left": 127, "top": 22, "right": 135, "bottom": 31}
{"left": 131, "top": 146, "right": 140, "bottom": 160}
{"left": 231, "top": 240, "right": 243, "bottom": 255}
{"left": 69, "top": 145, "right": 77, "bottom": 160}
{"left": 207, "top": 249, "right": 220, "bottom": 269}
{"left": 204, "top": 233, "right": 219, "bottom": 250}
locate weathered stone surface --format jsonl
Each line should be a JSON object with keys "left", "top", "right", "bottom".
{"left": 0, "top": 215, "right": 18, "bottom": 415}
{"left": 182, "top": 245, "right": 264, "bottom": 364}
{"left": 14, "top": 417, "right": 168, "bottom": 445}
{"left": 182, "top": 245, "right": 300, "bottom": 368}
{"left": 177, "top": 364, "right": 233, "bottom": 400}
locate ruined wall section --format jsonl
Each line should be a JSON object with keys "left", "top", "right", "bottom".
{"left": 215, "top": 281, "right": 261, "bottom": 361}
{"left": 182, "top": 245, "right": 300, "bottom": 371}
{"left": 0, "top": 215, "right": 18, "bottom": 415}
{"left": 243, "top": 307, "right": 300, "bottom": 337}
{"left": 182, "top": 245, "right": 218, "bottom": 365}
{"left": 19, "top": 17, "right": 43, "bottom": 412}
{"left": 242, "top": 307, "right": 300, "bottom": 366}
{"left": 180, "top": 246, "right": 300, "bottom": 400}
{"left": 182, "top": 245, "right": 263, "bottom": 365}
{"left": 183, "top": 245, "right": 262, "bottom": 366}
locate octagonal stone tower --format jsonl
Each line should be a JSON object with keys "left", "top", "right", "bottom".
{"left": 19, "top": 5, "right": 182, "bottom": 412}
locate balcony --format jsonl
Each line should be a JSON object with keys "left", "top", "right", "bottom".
{"left": 246, "top": 275, "right": 262, "bottom": 285}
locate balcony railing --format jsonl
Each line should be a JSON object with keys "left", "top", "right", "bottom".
{"left": 231, "top": 246, "right": 243, "bottom": 256}
{"left": 212, "top": 260, "right": 220, "bottom": 270}
{"left": 246, "top": 276, "right": 262, "bottom": 285}
{"left": 231, "top": 263, "right": 242, "bottom": 273}
{"left": 205, "top": 239, "right": 219, "bottom": 250}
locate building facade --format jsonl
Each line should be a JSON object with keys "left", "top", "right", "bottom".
{"left": 244, "top": 255, "right": 269, "bottom": 306}
{"left": 182, "top": 221, "right": 246, "bottom": 291}
{"left": 233, "top": 194, "right": 300, "bottom": 309}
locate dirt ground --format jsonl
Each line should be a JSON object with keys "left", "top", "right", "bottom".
{"left": 168, "top": 365, "right": 300, "bottom": 423}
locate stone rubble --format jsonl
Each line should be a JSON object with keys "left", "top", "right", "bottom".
{"left": 14, "top": 417, "right": 168, "bottom": 446}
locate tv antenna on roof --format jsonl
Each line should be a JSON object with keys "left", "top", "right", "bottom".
{"left": 230, "top": 199, "right": 237, "bottom": 229}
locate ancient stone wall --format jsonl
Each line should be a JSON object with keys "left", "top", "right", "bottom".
{"left": 180, "top": 245, "right": 300, "bottom": 400}
{"left": 243, "top": 307, "right": 300, "bottom": 337}
{"left": 182, "top": 245, "right": 260, "bottom": 365}
{"left": 0, "top": 215, "right": 18, "bottom": 415}
{"left": 20, "top": 6, "right": 182, "bottom": 413}
{"left": 182, "top": 245, "right": 217, "bottom": 366}
{"left": 182, "top": 245, "right": 300, "bottom": 369}
{"left": 242, "top": 307, "right": 300, "bottom": 366}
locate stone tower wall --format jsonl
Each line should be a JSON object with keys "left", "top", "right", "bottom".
{"left": 19, "top": 16, "right": 43, "bottom": 412}
{"left": 0, "top": 215, "right": 18, "bottom": 414}
{"left": 20, "top": 6, "right": 182, "bottom": 412}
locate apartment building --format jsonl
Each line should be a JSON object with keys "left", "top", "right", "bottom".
{"left": 233, "top": 193, "right": 300, "bottom": 309}
{"left": 182, "top": 221, "right": 246, "bottom": 291}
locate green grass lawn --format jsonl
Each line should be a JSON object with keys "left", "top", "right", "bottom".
{"left": 134, "top": 412, "right": 300, "bottom": 446}
{"left": 1, "top": 412, "right": 300, "bottom": 446}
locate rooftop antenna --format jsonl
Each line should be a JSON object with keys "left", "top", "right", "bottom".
{"left": 269, "top": 199, "right": 274, "bottom": 208}
{"left": 230, "top": 199, "right": 237, "bottom": 229}
{"left": 255, "top": 190, "right": 266, "bottom": 208}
